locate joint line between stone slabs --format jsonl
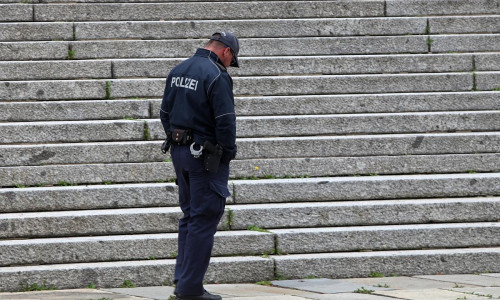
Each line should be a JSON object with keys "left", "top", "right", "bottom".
{"left": 31, "top": 4, "right": 34, "bottom": 22}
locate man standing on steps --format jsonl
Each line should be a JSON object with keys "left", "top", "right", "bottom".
{"left": 159, "top": 32, "right": 239, "bottom": 300}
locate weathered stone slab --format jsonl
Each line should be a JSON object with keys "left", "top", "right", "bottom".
{"left": 35, "top": 1, "right": 384, "bottom": 21}
{"left": 149, "top": 92, "right": 500, "bottom": 117}
{"left": 233, "top": 73, "right": 471, "bottom": 96}
{"left": 274, "top": 248, "right": 500, "bottom": 279}
{"left": 475, "top": 54, "right": 500, "bottom": 71}
{"left": 386, "top": 0, "right": 500, "bottom": 16}
{"left": 0, "top": 183, "right": 179, "bottom": 212}
{"left": 72, "top": 36, "right": 427, "bottom": 59}
{"left": 114, "top": 54, "right": 472, "bottom": 78}
{"left": 0, "top": 80, "right": 105, "bottom": 101}
{"left": 272, "top": 223, "right": 500, "bottom": 253}
{"left": 377, "top": 288, "right": 489, "bottom": 300}
{"left": 416, "top": 274, "right": 500, "bottom": 287}
{"left": 0, "top": 4, "right": 32, "bottom": 21}
{"left": 145, "top": 111, "right": 500, "bottom": 139}
{"left": 271, "top": 278, "right": 390, "bottom": 294}
{"left": 431, "top": 34, "right": 500, "bottom": 53}
{"left": 2, "top": 152, "right": 499, "bottom": 187}
{"left": 0, "top": 42, "right": 68, "bottom": 61}
{"left": 0, "top": 22, "right": 73, "bottom": 42}
{"left": 0, "top": 231, "right": 273, "bottom": 266}
{"left": 0, "top": 256, "right": 273, "bottom": 291}
{"left": 2, "top": 132, "right": 498, "bottom": 167}
{"left": 0, "top": 162, "right": 175, "bottom": 187}
{"left": 113, "top": 73, "right": 471, "bottom": 99}
{"left": 232, "top": 173, "right": 500, "bottom": 204}
{"left": 233, "top": 111, "right": 500, "bottom": 137}
{"left": 229, "top": 198, "right": 500, "bottom": 229}
{"left": 477, "top": 72, "right": 500, "bottom": 91}
{"left": 0, "top": 120, "right": 144, "bottom": 144}
{"left": 429, "top": 16, "right": 500, "bottom": 34}
{"left": 0, "top": 60, "right": 111, "bottom": 81}
{"left": 0, "top": 99, "right": 151, "bottom": 122}
{"left": 76, "top": 17, "right": 424, "bottom": 40}
{"left": 0, "top": 207, "right": 183, "bottom": 238}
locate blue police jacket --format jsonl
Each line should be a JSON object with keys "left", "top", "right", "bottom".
{"left": 160, "top": 48, "right": 237, "bottom": 160}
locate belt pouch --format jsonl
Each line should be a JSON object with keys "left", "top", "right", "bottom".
{"left": 172, "top": 129, "right": 192, "bottom": 145}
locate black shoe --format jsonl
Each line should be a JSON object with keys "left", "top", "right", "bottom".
{"left": 176, "top": 290, "right": 222, "bottom": 300}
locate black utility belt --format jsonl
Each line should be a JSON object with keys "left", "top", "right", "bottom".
{"left": 170, "top": 128, "right": 193, "bottom": 146}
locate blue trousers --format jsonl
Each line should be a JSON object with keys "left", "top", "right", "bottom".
{"left": 171, "top": 145, "right": 230, "bottom": 296}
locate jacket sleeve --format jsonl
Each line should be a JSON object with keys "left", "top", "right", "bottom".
{"left": 209, "top": 74, "right": 237, "bottom": 160}
{"left": 160, "top": 75, "right": 171, "bottom": 137}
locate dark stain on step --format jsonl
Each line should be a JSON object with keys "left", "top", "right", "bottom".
{"left": 412, "top": 136, "right": 424, "bottom": 148}
{"left": 29, "top": 150, "right": 56, "bottom": 164}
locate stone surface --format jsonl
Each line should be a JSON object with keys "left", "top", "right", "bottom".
{"left": 273, "top": 248, "right": 500, "bottom": 279}
{"left": 2, "top": 153, "right": 498, "bottom": 187}
{"left": 233, "top": 132, "right": 500, "bottom": 159}
{"left": 476, "top": 53, "right": 500, "bottom": 71}
{"left": 0, "top": 207, "right": 184, "bottom": 238}
{"left": 0, "top": 289, "right": 144, "bottom": 299}
{"left": 202, "top": 283, "right": 319, "bottom": 298}
{"left": 415, "top": 274, "right": 500, "bottom": 287}
{"left": 386, "top": 0, "right": 500, "bottom": 16}
{"left": 271, "top": 278, "right": 391, "bottom": 294}
{"left": 429, "top": 16, "right": 500, "bottom": 34}
{"left": 0, "top": 80, "right": 105, "bottom": 101}
{"left": 0, "top": 61, "right": 111, "bottom": 81}
{"left": 75, "top": 17, "right": 424, "bottom": 40}
{"left": 35, "top": 1, "right": 384, "bottom": 21}
{"left": 71, "top": 36, "right": 427, "bottom": 59}
{"left": 0, "top": 99, "right": 151, "bottom": 122}
{"left": 102, "top": 286, "right": 175, "bottom": 300}
{"left": 0, "top": 4, "right": 32, "bottom": 21}
{"left": 477, "top": 72, "right": 500, "bottom": 91}
{"left": 152, "top": 92, "right": 500, "bottom": 117}
{"left": 0, "top": 41, "right": 68, "bottom": 61}
{"left": 0, "top": 231, "right": 272, "bottom": 266}
{"left": 229, "top": 198, "right": 500, "bottom": 229}
{"left": 451, "top": 287, "right": 500, "bottom": 298}
{"left": 0, "top": 256, "right": 273, "bottom": 292}
{"left": 233, "top": 173, "right": 500, "bottom": 203}
{"left": 375, "top": 288, "right": 487, "bottom": 299}
{"left": 0, "top": 183, "right": 180, "bottom": 212}
{"left": 234, "top": 111, "right": 500, "bottom": 137}
{"left": 345, "top": 276, "right": 479, "bottom": 289}
{"left": 0, "top": 120, "right": 145, "bottom": 144}
{"left": 0, "top": 22, "right": 73, "bottom": 42}
{"left": 272, "top": 223, "right": 500, "bottom": 253}
{"left": 111, "top": 72, "right": 471, "bottom": 99}
{"left": 431, "top": 34, "right": 500, "bottom": 53}
{"left": 114, "top": 54, "right": 473, "bottom": 78}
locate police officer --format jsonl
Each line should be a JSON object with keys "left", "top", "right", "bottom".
{"left": 160, "top": 32, "right": 239, "bottom": 300}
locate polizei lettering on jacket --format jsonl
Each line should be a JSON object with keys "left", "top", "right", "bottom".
{"left": 171, "top": 76, "right": 199, "bottom": 91}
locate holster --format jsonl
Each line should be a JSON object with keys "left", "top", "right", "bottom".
{"left": 203, "top": 141, "right": 223, "bottom": 173}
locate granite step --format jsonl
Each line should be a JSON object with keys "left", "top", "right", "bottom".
{"left": 74, "top": 17, "right": 426, "bottom": 40}
{"left": 2, "top": 53, "right": 485, "bottom": 81}
{"left": 428, "top": 15, "right": 500, "bottom": 34}
{"left": 32, "top": 2, "right": 384, "bottom": 22}
{"left": 2, "top": 91, "right": 499, "bottom": 122}
{"left": 272, "top": 223, "right": 500, "bottom": 254}
{"left": 2, "top": 173, "right": 497, "bottom": 212}
{"left": 386, "top": 0, "right": 500, "bottom": 16}
{"left": 2, "top": 132, "right": 498, "bottom": 166}
{"left": 0, "top": 231, "right": 274, "bottom": 267}
{"left": 1, "top": 197, "right": 498, "bottom": 239}
{"left": 274, "top": 248, "right": 500, "bottom": 280}
{"left": 1, "top": 154, "right": 498, "bottom": 187}
{"left": 0, "top": 256, "right": 274, "bottom": 292}
{"left": 2, "top": 110, "right": 498, "bottom": 144}
{"left": 228, "top": 197, "right": 500, "bottom": 230}
{"left": 0, "top": 36, "right": 427, "bottom": 61}
{"left": 1, "top": 72, "right": 481, "bottom": 101}
{"left": 431, "top": 34, "right": 500, "bottom": 53}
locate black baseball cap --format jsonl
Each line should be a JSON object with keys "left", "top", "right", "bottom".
{"left": 210, "top": 31, "right": 240, "bottom": 67}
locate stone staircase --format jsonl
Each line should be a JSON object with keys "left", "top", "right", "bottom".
{"left": 1, "top": 0, "right": 499, "bottom": 292}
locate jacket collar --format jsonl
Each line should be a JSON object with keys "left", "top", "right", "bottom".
{"left": 194, "top": 48, "right": 227, "bottom": 71}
